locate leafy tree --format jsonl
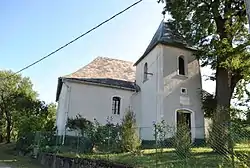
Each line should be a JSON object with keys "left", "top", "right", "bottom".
{"left": 0, "top": 70, "right": 56, "bottom": 143}
{"left": 120, "top": 109, "right": 141, "bottom": 153}
{"left": 0, "top": 70, "right": 37, "bottom": 143}
{"left": 201, "top": 90, "right": 216, "bottom": 118}
{"left": 15, "top": 100, "right": 57, "bottom": 154}
{"left": 16, "top": 100, "right": 57, "bottom": 138}
{"left": 158, "top": 0, "right": 250, "bottom": 152}
{"left": 246, "top": 109, "right": 250, "bottom": 123}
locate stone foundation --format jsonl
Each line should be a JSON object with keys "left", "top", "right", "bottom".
{"left": 38, "top": 153, "right": 132, "bottom": 168}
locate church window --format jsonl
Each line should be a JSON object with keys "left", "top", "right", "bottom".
{"left": 178, "top": 56, "right": 185, "bottom": 75}
{"left": 181, "top": 87, "right": 187, "bottom": 94}
{"left": 112, "top": 96, "right": 121, "bottom": 115}
{"left": 143, "top": 62, "right": 148, "bottom": 82}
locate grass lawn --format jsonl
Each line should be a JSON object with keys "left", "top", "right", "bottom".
{"left": 60, "top": 143, "right": 250, "bottom": 168}
{"left": 0, "top": 143, "right": 42, "bottom": 168}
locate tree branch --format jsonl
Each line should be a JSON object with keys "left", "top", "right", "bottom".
{"left": 201, "top": 0, "right": 212, "bottom": 8}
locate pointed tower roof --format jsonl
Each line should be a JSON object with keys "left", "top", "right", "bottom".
{"left": 134, "top": 20, "right": 196, "bottom": 66}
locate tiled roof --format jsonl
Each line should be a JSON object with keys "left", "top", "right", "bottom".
{"left": 56, "top": 57, "right": 138, "bottom": 101}
{"left": 65, "top": 57, "right": 135, "bottom": 82}
{"left": 134, "top": 20, "right": 196, "bottom": 66}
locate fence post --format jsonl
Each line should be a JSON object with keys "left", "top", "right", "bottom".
{"left": 154, "top": 124, "right": 158, "bottom": 168}
{"left": 228, "top": 122, "right": 235, "bottom": 168}
{"left": 77, "top": 131, "right": 80, "bottom": 153}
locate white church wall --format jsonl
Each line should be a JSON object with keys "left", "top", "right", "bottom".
{"left": 57, "top": 81, "right": 134, "bottom": 129}
{"left": 131, "top": 92, "right": 142, "bottom": 127}
{"left": 162, "top": 45, "right": 205, "bottom": 140}
{"left": 56, "top": 83, "right": 69, "bottom": 135}
{"left": 135, "top": 45, "right": 164, "bottom": 140}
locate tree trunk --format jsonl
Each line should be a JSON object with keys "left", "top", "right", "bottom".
{"left": 5, "top": 112, "right": 11, "bottom": 143}
{"left": 6, "top": 119, "right": 11, "bottom": 143}
{"left": 0, "top": 130, "right": 3, "bottom": 143}
{"left": 0, "top": 112, "right": 4, "bottom": 143}
{"left": 210, "top": 68, "right": 237, "bottom": 154}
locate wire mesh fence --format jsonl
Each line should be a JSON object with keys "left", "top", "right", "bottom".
{"left": 20, "top": 122, "right": 250, "bottom": 168}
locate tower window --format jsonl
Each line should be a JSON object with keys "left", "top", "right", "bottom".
{"left": 112, "top": 96, "right": 121, "bottom": 115}
{"left": 181, "top": 88, "right": 187, "bottom": 94}
{"left": 143, "top": 62, "right": 148, "bottom": 82}
{"left": 178, "top": 56, "right": 185, "bottom": 75}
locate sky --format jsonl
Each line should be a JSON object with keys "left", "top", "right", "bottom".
{"left": 0, "top": 0, "right": 215, "bottom": 103}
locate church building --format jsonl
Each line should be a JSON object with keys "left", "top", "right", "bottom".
{"left": 55, "top": 20, "right": 205, "bottom": 141}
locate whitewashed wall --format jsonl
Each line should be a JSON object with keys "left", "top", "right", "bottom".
{"left": 56, "top": 81, "right": 134, "bottom": 134}
{"left": 134, "top": 44, "right": 204, "bottom": 141}
{"left": 56, "top": 83, "right": 69, "bottom": 135}
{"left": 162, "top": 45, "right": 204, "bottom": 140}
{"left": 134, "top": 45, "right": 164, "bottom": 140}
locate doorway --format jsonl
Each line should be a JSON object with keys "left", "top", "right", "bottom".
{"left": 176, "top": 110, "right": 192, "bottom": 141}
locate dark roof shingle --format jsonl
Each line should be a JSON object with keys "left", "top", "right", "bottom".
{"left": 134, "top": 20, "right": 196, "bottom": 66}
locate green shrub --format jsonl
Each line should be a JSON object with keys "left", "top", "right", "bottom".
{"left": 66, "top": 115, "right": 122, "bottom": 153}
{"left": 174, "top": 123, "right": 192, "bottom": 159}
{"left": 153, "top": 120, "right": 175, "bottom": 152}
{"left": 15, "top": 132, "right": 36, "bottom": 155}
{"left": 92, "top": 119, "right": 122, "bottom": 153}
{"left": 120, "top": 109, "right": 141, "bottom": 153}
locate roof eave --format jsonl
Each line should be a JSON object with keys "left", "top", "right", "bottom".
{"left": 65, "top": 78, "right": 137, "bottom": 92}
{"left": 55, "top": 77, "right": 63, "bottom": 102}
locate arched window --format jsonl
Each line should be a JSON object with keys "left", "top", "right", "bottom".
{"left": 178, "top": 56, "right": 185, "bottom": 75}
{"left": 143, "top": 62, "right": 148, "bottom": 82}
{"left": 112, "top": 96, "right": 121, "bottom": 115}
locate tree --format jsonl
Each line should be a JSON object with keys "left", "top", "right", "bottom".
{"left": 158, "top": 0, "right": 250, "bottom": 152}
{"left": 0, "top": 70, "right": 37, "bottom": 143}
{"left": 15, "top": 100, "right": 57, "bottom": 138}
{"left": 120, "top": 109, "right": 141, "bottom": 153}
{"left": 14, "top": 99, "right": 57, "bottom": 154}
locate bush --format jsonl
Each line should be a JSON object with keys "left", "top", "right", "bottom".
{"left": 66, "top": 115, "right": 122, "bottom": 153}
{"left": 93, "top": 120, "right": 122, "bottom": 153}
{"left": 16, "top": 132, "right": 36, "bottom": 155}
{"left": 120, "top": 109, "right": 141, "bottom": 153}
{"left": 174, "top": 123, "right": 192, "bottom": 159}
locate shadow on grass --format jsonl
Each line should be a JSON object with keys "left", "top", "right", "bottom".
{"left": 59, "top": 150, "right": 230, "bottom": 168}
{"left": 0, "top": 143, "right": 42, "bottom": 168}
{"left": 58, "top": 145, "right": 250, "bottom": 168}
{"left": 94, "top": 150, "right": 249, "bottom": 167}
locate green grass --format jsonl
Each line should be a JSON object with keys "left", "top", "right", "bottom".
{"left": 59, "top": 143, "right": 250, "bottom": 168}
{"left": 0, "top": 143, "right": 42, "bottom": 168}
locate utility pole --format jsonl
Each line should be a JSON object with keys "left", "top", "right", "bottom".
{"left": 245, "top": 0, "right": 250, "bottom": 31}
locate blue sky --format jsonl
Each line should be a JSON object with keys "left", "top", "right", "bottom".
{"left": 0, "top": 0, "right": 214, "bottom": 103}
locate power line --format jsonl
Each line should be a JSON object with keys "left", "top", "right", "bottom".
{"left": 4, "top": 0, "right": 142, "bottom": 80}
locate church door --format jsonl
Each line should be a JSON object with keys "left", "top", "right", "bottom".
{"left": 176, "top": 110, "right": 192, "bottom": 142}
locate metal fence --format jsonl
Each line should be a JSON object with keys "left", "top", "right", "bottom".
{"left": 26, "top": 122, "right": 250, "bottom": 168}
